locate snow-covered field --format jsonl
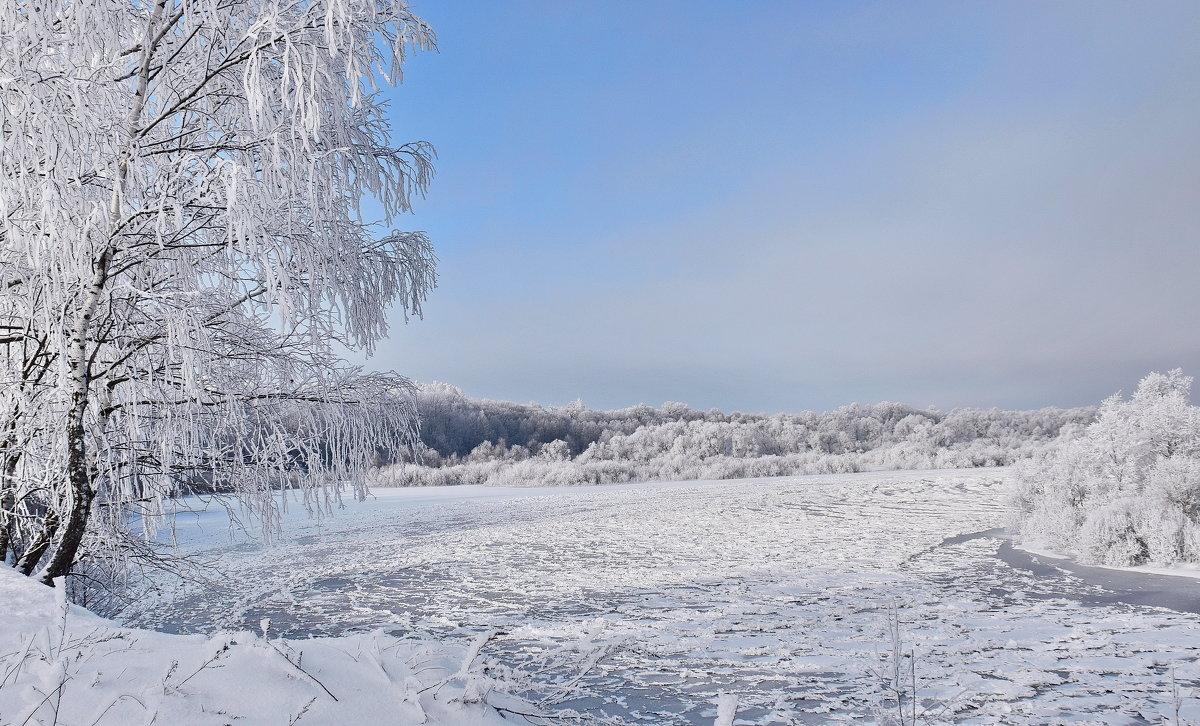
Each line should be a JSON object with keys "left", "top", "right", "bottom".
{"left": 5, "top": 468, "right": 1198, "bottom": 725}
{"left": 106, "top": 468, "right": 1199, "bottom": 724}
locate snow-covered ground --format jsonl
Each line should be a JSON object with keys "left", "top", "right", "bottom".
{"left": 104, "top": 468, "right": 1200, "bottom": 725}
{"left": 0, "top": 565, "right": 533, "bottom": 725}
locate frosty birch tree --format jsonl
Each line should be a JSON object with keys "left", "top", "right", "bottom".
{"left": 0, "top": 0, "right": 437, "bottom": 588}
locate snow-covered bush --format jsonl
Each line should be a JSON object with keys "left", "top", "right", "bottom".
{"left": 1012, "top": 370, "right": 1200, "bottom": 565}
{"left": 1077, "top": 498, "right": 1149, "bottom": 566}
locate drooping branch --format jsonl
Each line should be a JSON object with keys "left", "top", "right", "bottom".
{"left": 0, "top": 0, "right": 438, "bottom": 590}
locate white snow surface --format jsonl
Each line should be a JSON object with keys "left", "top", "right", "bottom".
{"left": 8, "top": 468, "right": 1200, "bottom": 725}
{"left": 1015, "top": 540, "right": 1200, "bottom": 581}
{"left": 0, "top": 565, "right": 533, "bottom": 725}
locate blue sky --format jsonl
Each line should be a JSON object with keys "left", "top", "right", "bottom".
{"left": 364, "top": 1, "right": 1200, "bottom": 413}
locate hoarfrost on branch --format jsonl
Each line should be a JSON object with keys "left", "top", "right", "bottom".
{"left": 0, "top": 0, "right": 437, "bottom": 589}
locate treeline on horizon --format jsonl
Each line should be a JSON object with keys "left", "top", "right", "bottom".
{"left": 369, "top": 382, "right": 1097, "bottom": 487}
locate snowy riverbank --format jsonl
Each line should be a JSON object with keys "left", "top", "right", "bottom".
{"left": 1015, "top": 540, "right": 1200, "bottom": 583}
{"left": 0, "top": 566, "right": 541, "bottom": 725}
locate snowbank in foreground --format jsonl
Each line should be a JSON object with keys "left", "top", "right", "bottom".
{"left": 0, "top": 567, "right": 530, "bottom": 726}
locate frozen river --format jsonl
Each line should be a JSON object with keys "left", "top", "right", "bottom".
{"left": 125, "top": 469, "right": 1200, "bottom": 724}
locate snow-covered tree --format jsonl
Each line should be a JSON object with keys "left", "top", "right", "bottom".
{"left": 0, "top": 0, "right": 437, "bottom": 587}
{"left": 1012, "top": 370, "right": 1200, "bottom": 565}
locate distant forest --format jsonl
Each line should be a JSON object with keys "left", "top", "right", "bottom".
{"left": 370, "top": 383, "right": 1096, "bottom": 487}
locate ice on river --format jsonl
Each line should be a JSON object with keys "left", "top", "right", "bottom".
{"left": 126, "top": 469, "right": 1200, "bottom": 725}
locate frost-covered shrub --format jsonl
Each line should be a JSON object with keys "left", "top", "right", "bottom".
{"left": 1140, "top": 456, "right": 1200, "bottom": 563}
{"left": 1078, "top": 499, "right": 1149, "bottom": 566}
{"left": 1012, "top": 369, "right": 1200, "bottom": 565}
{"left": 1146, "top": 456, "right": 1200, "bottom": 520}
{"left": 1139, "top": 507, "right": 1188, "bottom": 564}
{"left": 1012, "top": 451, "right": 1087, "bottom": 553}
